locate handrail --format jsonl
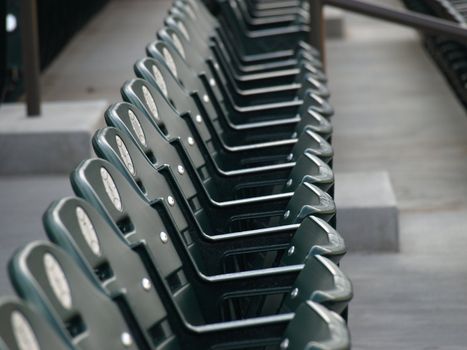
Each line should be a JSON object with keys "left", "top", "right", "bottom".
{"left": 0, "top": 1, "right": 5, "bottom": 103}
{"left": 311, "top": 0, "right": 467, "bottom": 67}
{"left": 20, "top": 0, "right": 41, "bottom": 116}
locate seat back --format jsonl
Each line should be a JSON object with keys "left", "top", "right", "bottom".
{"left": 294, "top": 108, "right": 333, "bottom": 139}
{"left": 121, "top": 76, "right": 206, "bottom": 160}
{"left": 283, "top": 301, "right": 350, "bottom": 350}
{"left": 157, "top": 22, "right": 276, "bottom": 122}
{"left": 146, "top": 39, "right": 229, "bottom": 122}
{"left": 134, "top": 56, "right": 195, "bottom": 115}
{"left": 299, "top": 90, "right": 334, "bottom": 119}
{"left": 104, "top": 102, "right": 201, "bottom": 202}
{"left": 279, "top": 216, "right": 345, "bottom": 265}
{"left": 43, "top": 197, "right": 180, "bottom": 349}
{"left": 280, "top": 181, "right": 336, "bottom": 226}
{"left": 281, "top": 255, "right": 352, "bottom": 315}
{"left": 121, "top": 78, "right": 214, "bottom": 172}
{"left": 279, "top": 151, "right": 334, "bottom": 194}
{"left": 0, "top": 298, "right": 72, "bottom": 350}
{"left": 170, "top": 2, "right": 256, "bottom": 88}
{"left": 70, "top": 158, "right": 209, "bottom": 325}
{"left": 157, "top": 25, "right": 206, "bottom": 74}
{"left": 146, "top": 39, "right": 213, "bottom": 104}
{"left": 105, "top": 102, "right": 232, "bottom": 207}
{"left": 93, "top": 127, "right": 191, "bottom": 234}
{"left": 122, "top": 78, "right": 249, "bottom": 196}
{"left": 9, "top": 242, "right": 140, "bottom": 350}
{"left": 175, "top": 0, "right": 217, "bottom": 35}
{"left": 134, "top": 56, "right": 226, "bottom": 143}
{"left": 290, "top": 127, "right": 333, "bottom": 164}
{"left": 167, "top": 0, "right": 217, "bottom": 47}
{"left": 167, "top": 6, "right": 237, "bottom": 81}
{"left": 165, "top": 12, "right": 212, "bottom": 61}
{"left": 158, "top": 20, "right": 230, "bottom": 101}
{"left": 93, "top": 127, "right": 215, "bottom": 269}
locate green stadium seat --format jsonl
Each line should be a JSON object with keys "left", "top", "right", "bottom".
{"left": 9, "top": 242, "right": 142, "bottom": 349}
{"left": 0, "top": 298, "right": 73, "bottom": 350}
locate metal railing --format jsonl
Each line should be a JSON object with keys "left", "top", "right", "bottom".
{"left": 15, "top": 0, "right": 107, "bottom": 117}
{"left": 310, "top": 0, "right": 467, "bottom": 68}
{"left": 21, "top": 0, "right": 41, "bottom": 116}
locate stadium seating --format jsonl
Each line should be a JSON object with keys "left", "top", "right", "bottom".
{"left": 403, "top": 0, "right": 467, "bottom": 107}
{"left": 0, "top": 0, "right": 353, "bottom": 348}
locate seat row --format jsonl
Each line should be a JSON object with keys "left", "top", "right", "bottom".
{"left": 403, "top": 0, "right": 467, "bottom": 107}
{"left": 0, "top": 0, "right": 353, "bottom": 348}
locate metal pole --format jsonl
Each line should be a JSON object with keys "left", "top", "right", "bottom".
{"left": 20, "top": 0, "right": 41, "bottom": 116}
{"left": 0, "top": 0, "right": 6, "bottom": 101}
{"left": 324, "top": 0, "right": 467, "bottom": 45}
{"left": 309, "top": 0, "right": 325, "bottom": 69}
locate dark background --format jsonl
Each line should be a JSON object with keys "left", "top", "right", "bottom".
{"left": 3, "top": 0, "right": 109, "bottom": 102}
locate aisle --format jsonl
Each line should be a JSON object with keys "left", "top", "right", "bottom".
{"left": 40, "top": 0, "right": 172, "bottom": 102}
{"left": 328, "top": 1, "right": 467, "bottom": 348}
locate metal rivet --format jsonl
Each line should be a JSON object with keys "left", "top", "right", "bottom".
{"left": 160, "top": 231, "right": 169, "bottom": 243}
{"left": 167, "top": 196, "right": 175, "bottom": 206}
{"left": 290, "top": 288, "right": 299, "bottom": 299}
{"left": 187, "top": 137, "right": 195, "bottom": 146}
{"left": 203, "top": 94, "right": 210, "bottom": 103}
{"left": 121, "top": 332, "right": 133, "bottom": 347}
{"left": 286, "top": 179, "right": 293, "bottom": 187}
{"left": 141, "top": 277, "right": 152, "bottom": 291}
{"left": 209, "top": 78, "right": 216, "bottom": 87}
{"left": 177, "top": 165, "right": 185, "bottom": 175}
{"left": 286, "top": 153, "right": 293, "bottom": 161}
{"left": 214, "top": 62, "right": 220, "bottom": 70}
{"left": 287, "top": 246, "right": 295, "bottom": 256}
{"left": 283, "top": 210, "right": 290, "bottom": 219}
{"left": 195, "top": 115, "right": 203, "bottom": 123}
{"left": 280, "top": 338, "right": 290, "bottom": 350}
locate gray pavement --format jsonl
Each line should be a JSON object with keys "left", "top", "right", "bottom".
{"left": 40, "top": 0, "right": 173, "bottom": 102}
{"left": 328, "top": 1, "right": 467, "bottom": 348}
{"left": 0, "top": 177, "right": 72, "bottom": 294}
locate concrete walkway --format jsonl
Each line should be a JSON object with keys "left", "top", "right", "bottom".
{"left": 328, "top": 1, "right": 467, "bottom": 348}
{"left": 0, "top": 177, "right": 72, "bottom": 294}
{"left": 40, "top": 0, "right": 173, "bottom": 102}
